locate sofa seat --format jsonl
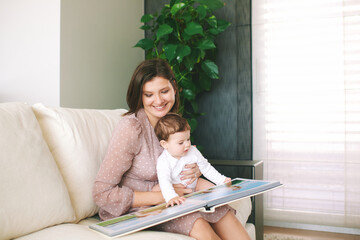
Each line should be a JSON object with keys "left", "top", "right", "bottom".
{"left": 0, "top": 102, "right": 255, "bottom": 240}
{"left": 14, "top": 222, "right": 194, "bottom": 240}
{"left": 15, "top": 217, "right": 255, "bottom": 240}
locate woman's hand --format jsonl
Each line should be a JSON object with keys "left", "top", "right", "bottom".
{"left": 180, "top": 163, "right": 201, "bottom": 185}
{"left": 151, "top": 184, "right": 192, "bottom": 196}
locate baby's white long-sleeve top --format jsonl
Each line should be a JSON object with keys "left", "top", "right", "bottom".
{"left": 156, "top": 146, "right": 227, "bottom": 203}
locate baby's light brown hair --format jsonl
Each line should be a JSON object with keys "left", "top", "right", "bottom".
{"left": 154, "top": 113, "right": 191, "bottom": 141}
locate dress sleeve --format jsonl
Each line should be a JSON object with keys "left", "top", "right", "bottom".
{"left": 193, "top": 146, "right": 227, "bottom": 185}
{"left": 93, "top": 117, "right": 142, "bottom": 217}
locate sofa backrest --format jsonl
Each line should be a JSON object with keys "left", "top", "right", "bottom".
{"left": 32, "top": 103, "right": 127, "bottom": 222}
{"left": 0, "top": 103, "right": 75, "bottom": 239}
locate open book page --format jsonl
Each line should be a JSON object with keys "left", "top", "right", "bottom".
{"left": 89, "top": 199, "right": 205, "bottom": 237}
{"left": 89, "top": 178, "right": 282, "bottom": 237}
{"left": 187, "top": 178, "right": 282, "bottom": 211}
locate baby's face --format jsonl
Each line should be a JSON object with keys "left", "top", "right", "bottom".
{"left": 165, "top": 130, "right": 191, "bottom": 159}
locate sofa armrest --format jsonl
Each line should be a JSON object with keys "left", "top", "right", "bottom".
{"left": 208, "top": 159, "right": 263, "bottom": 180}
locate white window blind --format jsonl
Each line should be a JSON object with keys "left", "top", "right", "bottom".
{"left": 252, "top": 0, "right": 360, "bottom": 232}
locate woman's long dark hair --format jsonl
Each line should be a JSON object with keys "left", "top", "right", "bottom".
{"left": 125, "top": 58, "right": 180, "bottom": 115}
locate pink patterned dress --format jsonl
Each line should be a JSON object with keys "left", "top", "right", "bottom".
{"left": 93, "top": 108, "right": 233, "bottom": 236}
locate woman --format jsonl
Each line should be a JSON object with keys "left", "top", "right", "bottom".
{"left": 93, "top": 59, "right": 250, "bottom": 240}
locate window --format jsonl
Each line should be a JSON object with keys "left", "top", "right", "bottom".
{"left": 252, "top": 0, "right": 360, "bottom": 233}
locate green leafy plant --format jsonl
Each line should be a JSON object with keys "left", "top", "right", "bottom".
{"left": 135, "top": 0, "right": 230, "bottom": 137}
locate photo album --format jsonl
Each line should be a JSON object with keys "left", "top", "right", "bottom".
{"left": 89, "top": 178, "right": 282, "bottom": 237}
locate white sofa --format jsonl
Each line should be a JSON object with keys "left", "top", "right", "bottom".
{"left": 0, "top": 102, "right": 256, "bottom": 240}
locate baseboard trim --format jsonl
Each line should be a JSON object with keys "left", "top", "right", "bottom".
{"left": 264, "top": 220, "right": 360, "bottom": 236}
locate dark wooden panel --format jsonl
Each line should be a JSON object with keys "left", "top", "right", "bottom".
{"left": 144, "top": 0, "right": 168, "bottom": 17}
{"left": 236, "top": 0, "right": 251, "bottom": 25}
{"left": 237, "top": 25, "right": 252, "bottom": 159}
{"left": 194, "top": 0, "right": 252, "bottom": 161}
{"left": 195, "top": 26, "right": 238, "bottom": 159}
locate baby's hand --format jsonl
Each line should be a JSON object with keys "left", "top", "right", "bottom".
{"left": 224, "top": 177, "right": 232, "bottom": 183}
{"left": 166, "top": 196, "right": 186, "bottom": 207}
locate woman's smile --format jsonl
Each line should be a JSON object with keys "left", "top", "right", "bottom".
{"left": 153, "top": 104, "right": 167, "bottom": 110}
{"left": 142, "top": 76, "right": 176, "bottom": 127}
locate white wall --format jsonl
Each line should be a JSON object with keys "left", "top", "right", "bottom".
{"left": 0, "top": 0, "right": 60, "bottom": 106}
{"left": 0, "top": 0, "right": 144, "bottom": 109}
{"left": 60, "top": 0, "right": 144, "bottom": 109}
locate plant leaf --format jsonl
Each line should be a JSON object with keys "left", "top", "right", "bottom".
{"left": 181, "top": 78, "right": 196, "bottom": 92}
{"left": 170, "top": 0, "right": 182, "bottom": 6}
{"left": 183, "top": 88, "right": 196, "bottom": 100}
{"left": 197, "top": 39, "right": 216, "bottom": 50}
{"left": 217, "top": 19, "right": 231, "bottom": 32}
{"left": 176, "top": 45, "right": 191, "bottom": 62}
{"left": 181, "top": 12, "right": 192, "bottom": 23}
{"left": 200, "top": 49, "right": 206, "bottom": 59}
{"left": 196, "top": 5, "right": 207, "bottom": 20}
{"left": 145, "top": 50, "right": 153, "bottom": 59}
{"left": 209, "top": 28, "right": 220, "bottom": 35}
{"left": 183, "top": 32, "right": 192, "bottom": 41}
{"left": 195, "top": 0, "right": 224, "bottom": 10}
{"left": 184, "top": 22, "right": 204, "bottom": 36}
{"left": 134, "top": 38, "right": 154, "bottom": 50}
{"left": 156, "top": 24, "right": 173, "bottom": 39}
{"left": 201, "top": 60, "right": 219, "bottom": 79}
{"left": 164, "top": 44, "right": 178, "bottom": 62}
{"left": 140, "top": 25, "right": 151, "bottom": 30}
{"left": 160, "top": 53, "right": 167, "bottom": 59}
{"left": 207, "top": 15, "right": 217, "bottom": 28}
{"left": 141, "top": 14, "right": 153, "bottom": 23}
{"left": 170, "top": 3, "right": 186, "bottom": 15}
{"left": 190, "top": 48, "right": 202, "bottom": 63}
{"left": 183, "top": 56, "right": 196, "bottom": 71}
{"left": 157, "top": 14, "right": 165, "bottom": 24}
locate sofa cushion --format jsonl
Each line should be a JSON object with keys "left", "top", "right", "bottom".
{"left": 0, "top": 103, "right": 75, "bottom": 239}
{"left": 14, "top": 223, "right": 194, "bottom": 240}
{"left": 32, "top": 103, "right": 127, "bottom": 222}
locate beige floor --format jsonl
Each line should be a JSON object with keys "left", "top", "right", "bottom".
{"left": 264, "top": 226, "right": 360, "bottom": 240}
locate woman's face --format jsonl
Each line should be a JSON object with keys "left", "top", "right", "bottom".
{"left": 142, "top": 76, "right": 176, "bottom": 127}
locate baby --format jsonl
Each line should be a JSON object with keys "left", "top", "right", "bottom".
{"left": 154, "top": 113, "right": 231, "bottom": 207}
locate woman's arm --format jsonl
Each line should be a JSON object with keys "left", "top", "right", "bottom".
{"left": 132, "top": 191, "right": 164, "bottom": 207}
{"left": 93, "top": 117, "right": 142, "bottom": 216}
{"left": 132, "top": 184, "right": 192, "bottom": 207}
{"left": 147, "top": 183, "right": 192, "bottom": 206}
